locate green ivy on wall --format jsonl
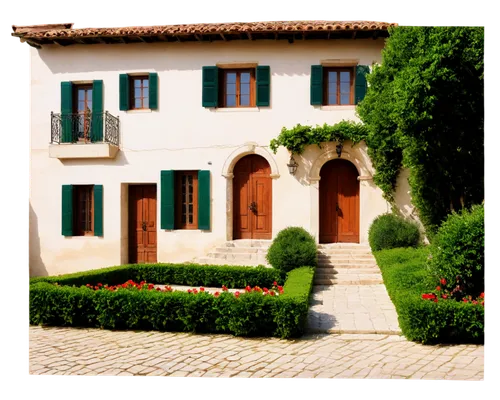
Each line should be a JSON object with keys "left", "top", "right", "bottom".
{"left": 269, "top": 120, "right": 368, "bottom": 155}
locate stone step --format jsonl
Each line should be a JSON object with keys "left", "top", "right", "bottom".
{"left": 317, "top": 249, "right": 373, "bottom": 256}
{"left": 214, "top": 247, "right": 268, "bottom": 254}
{"left": 206, "top": 253, "right": 268, "bottom": 262}
{"left": 315, "top": 268, "right": 381, "bottom": 276}
{"left": 317, "top": 262, "right": 378, "bottom": 269}
{"left": 317, "top": 256, "right": 376, "bottom": 265}
{"left": 195, "top": 257, "right": 270, "bottom": 267}
{"left": 223, "top": 240, "right": 272, "bottom": 248}
{"left": 316, "top": 264, "right": 380, "bottom": 271}
{"left": 317, "top": 244, "right": 371, "bottom": 250}
{"left": 317, "top": 253, "right": 374, "bottom": 259}
{"left": 313, "top": 276, "right": 384, "bottom": 285}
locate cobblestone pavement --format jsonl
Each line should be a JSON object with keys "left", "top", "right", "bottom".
{"left": 29, "top": 326, "right": 483, "bottom": 380}
{"left": 308, "top": 285, "right": 401, "bottom": 334}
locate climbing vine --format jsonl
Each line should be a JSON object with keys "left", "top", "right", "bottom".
{"left": 269, "top": 120, "right": 368, "bottom": 155}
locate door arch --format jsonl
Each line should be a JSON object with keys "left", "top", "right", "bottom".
{"left": 233, "top": 154, "right": 272, "bottom": 239}
{"left": 319, "top": 159, "right": 359, "bottom": 243}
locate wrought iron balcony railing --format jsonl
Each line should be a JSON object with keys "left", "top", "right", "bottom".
{"left": 51, "top": 111, "right": 120, "bottom": 146}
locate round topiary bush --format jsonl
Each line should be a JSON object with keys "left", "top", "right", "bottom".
{"left": 266, "top": 227, "right": 317, "bottom": 272}
{"left": 428, "top": 204, "right": 484, "bottom": 297}
{"left": 368, "top": 213, "right": 421, "bottom": 251}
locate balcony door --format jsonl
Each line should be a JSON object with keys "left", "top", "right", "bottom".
{"left": 73, "top": 85, "right": 93, "bottom": 143}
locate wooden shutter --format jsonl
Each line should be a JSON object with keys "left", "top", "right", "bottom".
{"left": 202, "top": 66, "right": 218, "bottom": 107}
{"left": 94, "top": 185, "right": 103, "bottom": 236}
{"left": 61, "top": 82, "right": 73, "bottom": 143}
{"left": 256, "top": 66, "right": 271, "bottom": 107}
{"left": 119, "top": 74, "right": 130, "bottom": 111}
{"left": 310, "top": 65, "right": 323, "bottom": 105}
{"left": 91, "top": 80, "right": 103, "bottom": 142}
{"left": 355, "top": 65, "right": 370, "bottom": 104}
{"left": 198, "top": 170, "right": 211, "bottom": 230}
{"left": 161, "top": 170, "right": 175, "bottom": 229}
{"left": 62, "top": 185, "right": 74, "bottom": 236}
{"left": 149, "top": 72, "right": 158, "bottom": 110}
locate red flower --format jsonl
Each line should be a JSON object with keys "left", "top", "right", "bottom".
{"left": 222, "top": 285, "right": 228, "bottom": 292}
{"left": 214, "top": 291, "right": 220, "bottom": 297}
{"left": 193, "top": 289, "right": 198, "bottom": 294}
{"left": 436, "top": 286, "right": 441, "bottom": 291}
{"left": 442, "top": 294, "right": 448, "bottom": 299}
{"left": 277, "top": 286, "right": 283, "bottom": 291}
{"left": 422, "top": 293, "right": 436, "bottom": 300}
{"left": 98, "top": 283, "right": 103, "bottom": 287}
{"left": 273, "top": 281, "right": 278, "bottom": 287}
{"left": 235, "top": 291, "right": 240, "bottom": 298}
{"left": 270, "top": 291, "right": 276, "bottom": 297}
{"left": 433, "top": 298, "right": 438, "bottom": 303}
{"left": 440, "top": 278, "right": 446, "bottom": 285}
{"left": 479, "top": 292, "right": 484, "bottom": 299}
{"left": 481, "top": 301, "right": 484, "bottom": 306}
{"left": 188, "top": 289, "right": 192, "bottom": 294}
{"left": 263, "top": 288, "right": 269, "bottom": 293}
{"left": 156, "top": 287, "right": 161, "bottom": 291}
{"left": 86, "top": 284, "right": 91, "bottom": 287}
{"left": 245, "top": 286, "right": 251, "bottom": 293}
{"left": 463, "top": 298, "right": 468, "bottom": 303}
{"left": 200, "top": 287, "right": 205, "bottom": 292}
{"left": 472, "top": 300, "right": 478, "bottom": 305}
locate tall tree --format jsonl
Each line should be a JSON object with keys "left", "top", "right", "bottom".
{"left": 358, "top": 26, "right": 484, "bottom": 235}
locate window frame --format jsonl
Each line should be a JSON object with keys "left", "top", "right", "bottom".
{"left": 219, "top": 68, "right": 256, "bottom": 108}
{"left": 73, "top": 185, "right": 94, "bottom": 236}
{"left": 72, "top": 84, "right": 93, "bottom": 143}
{"left": 323, "top": 67, "right": 355, "bottom": 106}
{"left": 129, "top": 75, "right": 150, "bottom": 110}
{"left": 174, "top": 171, "right": 199, "bottom": 230}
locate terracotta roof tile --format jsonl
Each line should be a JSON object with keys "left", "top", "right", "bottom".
{"left": 12, "top": 20, "right": 397, "bottom": 47}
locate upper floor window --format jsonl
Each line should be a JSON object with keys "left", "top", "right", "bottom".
{"left": 220, "top": 69, "right": 255, "bottom": 108}
{"left": 119, "top": 73, "right": 158, "bottom": 111}
{"left": 130, "top": 76, "right": 149, "bottom": 109}
{"left": 324, "top": 68, "right": 354, "bottom": 105}
{"left": 73, "top": 84, "right": 93, "bottom": 142}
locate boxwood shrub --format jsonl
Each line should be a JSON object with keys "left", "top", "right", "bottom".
{"left": 374, "top": 247, "right": 484, "bottom": 344}
{"left": 29, "top": 264, "right": 315, "bottom": 339}
{"left": 368, "top": 213, "right": 421, "bottom": 251}
{"left": 266, "top": 227, "right": 317, "bottom": 272}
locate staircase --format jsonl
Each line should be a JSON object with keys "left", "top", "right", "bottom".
{"left": 314, "top": 243, "right": 383, "bottom": 285}
{"left": 194, "top": 240, "right": 272, "bottom": 266}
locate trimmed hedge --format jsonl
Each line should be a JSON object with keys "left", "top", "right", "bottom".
{"left": 374, "top": 248, "right": 484, "bottom": 344}
{"left": 266, "top": 227, "right": 317, "bottom": 272}
{"left": 29, "top": 264, "right": 315, "bottom": 339}
{"left": 368, "top": 213, "right": 421, "bottom": 251}
{"left": 30, "top": 263, "right": 286, "bottom": 289}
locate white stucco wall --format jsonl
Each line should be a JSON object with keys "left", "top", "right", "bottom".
{"left": 29, "top": 38, "right": 416, "bottom": 277}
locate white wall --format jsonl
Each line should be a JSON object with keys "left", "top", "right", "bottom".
{"left": 29, "top": 38, "right": 418, "bottom": 276}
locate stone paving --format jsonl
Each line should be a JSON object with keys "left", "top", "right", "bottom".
{"left": 29, "top": 326, "right": 483, "bottom": 379}
{"left": 308, "top": 285, "right": 401, "bottom": 334}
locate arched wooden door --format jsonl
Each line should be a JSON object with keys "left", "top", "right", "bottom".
{"left": 233, "top": 155, "right": 272, "bottom": 239}
{"left": 319, "top": 159, "right": 359, "bottom": 243}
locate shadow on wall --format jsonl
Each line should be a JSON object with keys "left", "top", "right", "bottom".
{"left": 36, "top": 41, "right": 372, "bottom": 75}
{"left": 29, "top": 202, "right": 47, "bottom": 277}
{"left": 59, "top": 149, "right": 129, "bottom": 167}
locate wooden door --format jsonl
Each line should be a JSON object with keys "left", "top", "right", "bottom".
{"left": 129, "top": 185, "right": 157, "bottom": 263}
{"left": 233, "top": 155, "right": 272, "bottom": 239}
{"left": 319, "top": 159, "right": 359, "bottom": 243}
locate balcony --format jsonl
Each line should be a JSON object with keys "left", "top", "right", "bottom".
{"left": 49, "top": 111, "right": 120, "bottom": 159}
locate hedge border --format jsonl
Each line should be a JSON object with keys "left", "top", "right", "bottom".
{"left": 29, "top": 264, "right": 315, "bottom": 339}
{"left": 374, "top": 248, "right": 484, "bottom": 344}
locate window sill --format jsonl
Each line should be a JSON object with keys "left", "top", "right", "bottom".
{"left": 126, "top": 109, "right": 152, "bottom": 114}
{"left": 213, "top": 107, "right": 260, "bottom": 113}
{"left": 319, "top": 105, "right": 356, "bottom": 111}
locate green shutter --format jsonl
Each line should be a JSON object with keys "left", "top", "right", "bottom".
{"left": 355, "top": 65, "right": 370, "bottom": 104}
{"left": 62, "top": 185, "right": 74, "bottom": 236}
{"left": 119, "top": 74, "right": 130, "bottom": 111}
{"left": 149, "top": 72, "right": 158, "bottom": 110}
{"left": 61, "top": 82, "right": 73, "bottom": 143}
{"left": 161, "top": 170, "right": 175, "bottom": 230}
{"left": 91, "top": 80, "right": 103, "bottom": 142}
{"left": 198, "top": 170, "right": 211, "bottom": 230}
{"left": 94, "top": 185, "right": 103, "bottom": 236}
{"left": 202, "top": 66, "right": 218, "bottom": 107}
{"left": 310, "top": 65, "right": 323, "bottom": 105}
{"left": 256, "top": 66, "right": 271, "bottom": 107}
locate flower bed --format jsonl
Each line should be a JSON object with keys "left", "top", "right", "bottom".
{"left": 374, "top": 248, "right": 484, "bottom": 344}
{"left": 29, "top": 264, "right": 314, "bottom": 339}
